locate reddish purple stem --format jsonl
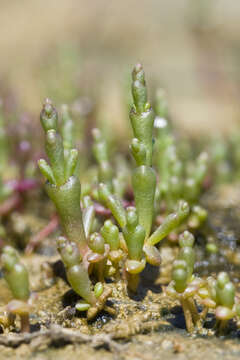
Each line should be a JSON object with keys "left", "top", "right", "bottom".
{"left": 25, "top": 215, "right": 59, "bottom": 254}
{"left": 6, "top": 178, "right": 38, "bottom": 193}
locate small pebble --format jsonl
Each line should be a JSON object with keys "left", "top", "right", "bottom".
{"left": 161, "top": 339, "right": 173, "bottom": 350}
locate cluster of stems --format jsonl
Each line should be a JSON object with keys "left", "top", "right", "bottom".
{"left": 37, "top": 66, "right": 191, "bottom": 309}
{"left": 198, "top": 272, "right": 240, "bottom": 334}
{"left": 167, "top": 232, "right": 240, "bottom": 334}
{"left": 166, "top": 231, "right": 203, "bottom": 333}
{"left": 38, "top": 99, "right": 87, "bottom": 256}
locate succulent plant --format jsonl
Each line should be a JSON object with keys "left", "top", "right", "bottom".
{"left": 1, "top": 246, "right": 31, "bottom": 332}
{"left": 57, "top": 237, "right": 113, "bottom": 319}
{"left": 38, "top": 99, "right": 88, "bottom": 257}
{"left": 166, "top": 231, "right": 204, "bottom": 333}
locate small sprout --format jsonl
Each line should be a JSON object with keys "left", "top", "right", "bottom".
{"left": 166, "top": 234, "right": 203, "bottom": 333}
{"left": 1, "top": 246, "right": 31, "bottom": 332}
{"left": 1, "top": 246, "right": 29, "bottom": 302}
{"left": 58, "top": 238, "right": 95, "bottom": 307}
{"left": 123, "top": 207, "right": 146, "bottom": 292}
{"left": 100, "top": 220, "right": 123, "bottom": 276}
{"left": 197, "top": 273, "right": 240, "bottom": 334}
{"left": 215, "top": 272, "right": 237, "bottom": 333}
{"left": 88, "top": 233, "right": 108, "bottom": 281}
{"left": 178, "top": 231, "right": 195, "bottom": 280}
{"left": 57, "top": 237, "right": 112, "bottom": 319}
{"left": 100, "top": 220, "right": 120, "bottom": 251}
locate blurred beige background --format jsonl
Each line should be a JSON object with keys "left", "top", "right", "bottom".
{"left": 1, "top": 0, "right": 240, "bottom": 135}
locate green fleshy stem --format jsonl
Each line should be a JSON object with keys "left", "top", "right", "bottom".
{"left": 130, "top": 138, "right": 147, "bottom": 167}
{"left": 45, "top": 129, "right": 65, "bottom": 186}
{"left": 178, "top": 231, "right": 195, "bottom": 280}
{"left": 100, "top": 220, "right": 120, "bottom": 251}
{"left": 83, "top": 204, "right": 95, "bottom": 238}
{"left": 123, "top": 208, "right": 145, "bottom": 261}
{"left": 124, "top": 207, "right": 146, "bottom": 292}
{"left": 130, "top": 64, "right": 154, "bottom": 166}
{"left": 58, "top": 239, "right": 96, "bottom": 306}
{"left": 179, "top": 247, "right": 195, "bottom": 281}
{"left": 131, "top": 64, "right": 147, "bottom": 114}
{"left": 1, "top": 246, "right": 30, "bottom": 301}
{"left": 67, "top": 264, "right": 96, "bottom": 305}
{"left": 64, "top": 148, "right": 79, "bottom": 182}
{"left": 45, "top": 176, "right": 87, "bottom": 255}
{"left": 146, "top": 200, "right": 190, "bottom": 246}
{"left": 38, "top": 159, "right": 56, "bottom": 184}
{"left": 98, "top": 183, "right": 126, "bottom": 228}
{"left": 130, "top": 108, "right": 154, "bottom": 166}
{"left": 132, "top": 165, "right": 156, "bottom": 239}
{"left": 40, "top": 98, "right": 58, "bottom": 132}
